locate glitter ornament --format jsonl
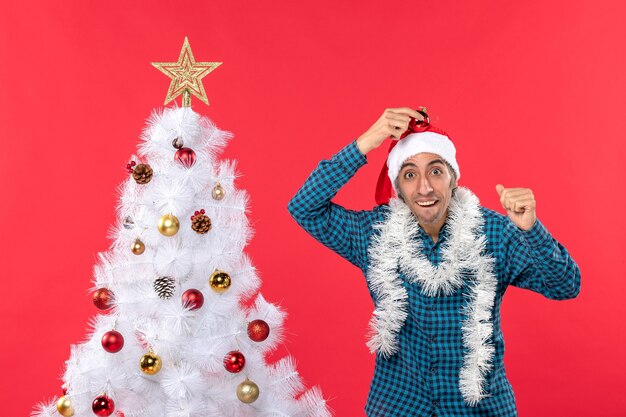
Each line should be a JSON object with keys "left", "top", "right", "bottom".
{"left": 56, "top": 395, "right": 74, "bottom": 417}
{"left": 182, "top": 289, "right": 204, "bottom": 310}
{"left": 92, "top": 395, "right": 115, "bottom": 416}
{"left": 237, "top": 378, "right": 260, "bottom": 404}
{"left": 131, "top": 238, "right": 145, "bottom": 255}
{"left": 157, "top": 213, "right": 180, "bottom": 236}
{"left": 101, "top": 330, "right": 124, "bottom": 353}
{"left": 139, "top": 351, "right": 162, "bottom": 375}
{"left": 212, "top": 183, "right": 225, "bottom": 200}
{"left": 174, "top": 147, "right": 196, "bottom": 167}
{"left": 247, "top": 319, "right": 270, "bottom": 342}
{"left": 209, "top": 270, "right": 231, "bottom": 293}
{"left": 93, "top": 288, "right": 114, "bottom": 310}
{"left": 223, "top": 350, "right": 246, "bottom": 373}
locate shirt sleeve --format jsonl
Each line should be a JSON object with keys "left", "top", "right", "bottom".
{"left": 287, "top": 140, "right": 378, "bottom": 270}
{"left": 502, "top": 218, "right": 581, "bottom": 300}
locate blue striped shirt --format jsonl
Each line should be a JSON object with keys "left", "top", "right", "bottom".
{"left": 287, "top": 140, "right": 581, "bottom": 417}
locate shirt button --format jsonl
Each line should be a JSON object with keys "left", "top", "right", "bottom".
{"left": 430, "top": 367, "right": 437, "bottom": 374}
{"left": 432, "top": 400, "right": 439, "bottom": 406}
{"left": 428, "top": 336, "right": 436, "bottom": 343}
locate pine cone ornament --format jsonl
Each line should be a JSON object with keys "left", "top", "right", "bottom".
{"left": 191, "top": 209, "right": 211, "bottom": 234}
{"left": 154, "top": 276, "right": 175, "bottom": 299}
{"left": 132, "top": 164, "right": 153, "bottom": 184}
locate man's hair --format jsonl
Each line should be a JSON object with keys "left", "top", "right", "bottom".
{"left": 394, "top": 159, "right": 458, "bottom": 202}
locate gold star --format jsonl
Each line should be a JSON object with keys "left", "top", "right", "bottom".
{"left": 152, "top": 37, "right": 222, "bottom": 106}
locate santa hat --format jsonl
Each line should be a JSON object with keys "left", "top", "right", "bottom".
{"left": 375, "top": 115, "right": 460, "bottom": 205}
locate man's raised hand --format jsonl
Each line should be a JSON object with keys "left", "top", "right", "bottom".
{"left": 356, "top": 107, "right": 425, "bottom": 155}
{"left": 495, "top": 184, "right": 537, "bottom": 231}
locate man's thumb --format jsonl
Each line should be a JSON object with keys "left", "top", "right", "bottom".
{"left": 495, "top": 184, "right": 505, "bottom": 196}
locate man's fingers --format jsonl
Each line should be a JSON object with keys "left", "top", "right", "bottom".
{"left": 388, "top": 118, "right": 410, "bottom": 131}
{"left": 513, "top": 199, "right": 536, "bottom": 213}
{"left": 387, "top": 107, "right": 424, "bottom": 120}
{"left": 497, "top": 185, "right": 532, "bottom": 200}
{"left": 385, "top": 125, "right": 404, "bottom": 140}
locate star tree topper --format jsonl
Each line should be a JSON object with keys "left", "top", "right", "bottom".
{"left": 152, "top": 37, "right": 222, "bottom": 107}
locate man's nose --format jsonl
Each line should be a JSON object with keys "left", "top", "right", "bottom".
{"left": 418, "top": 174, "right": 433, "bottom": 195}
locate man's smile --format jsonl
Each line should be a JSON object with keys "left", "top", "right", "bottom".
{"left": 415, "top": 199, "right": 438, "bottom": 207}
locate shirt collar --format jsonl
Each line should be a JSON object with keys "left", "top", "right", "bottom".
{"left": 417, "top": 218, "right": 449, "bottom": 247}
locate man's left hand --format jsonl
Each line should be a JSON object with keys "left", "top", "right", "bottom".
{"left": 495, "top": 184, "right": 537, "bottom": 231}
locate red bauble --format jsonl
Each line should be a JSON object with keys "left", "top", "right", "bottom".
{"left": 174, "top": 147, "right": 196, "bottom": 167}
{"left": 247, "top": 319, "right": 270, "bottom": 342}
{"left": 182, "top": 289, "right": 204, "bottom": 310}
{"left": 93, "top": 288, "right": 114, "bottom": 310}
{"left": 92, "top": 395, "right": 115, "bottom": 416}
{"left": 223, "top": 350, "right": 246, "bottom": 373}
{"left": 101, "top": 330, "right": 124, "bottom": 353}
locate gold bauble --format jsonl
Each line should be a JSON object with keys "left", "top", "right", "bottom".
{"left": 237, "top": 378, "right": 260, "bottom": 404}
{"left": 139, "top": 352, "right": 162, "bottom": 375}
{"left": 209, "top": 270, "right": 231, "bottom": 293}
{"left": 56, "top": 395, "right": 75, "bottom": 417}
{"left": 212, "top": 183, "right": 225, "bottom": 200}
{"left": 158, "top": 213, "right": 180, "bottom": 236}
{"left": 131, "top": 238, "right": 145, "bottom": 255}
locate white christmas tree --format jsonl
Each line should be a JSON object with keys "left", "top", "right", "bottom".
{"left": 33, "top": 38, "right": 331, "bottom": 417}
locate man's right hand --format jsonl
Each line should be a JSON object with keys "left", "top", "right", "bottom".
{"left": 356, "top": 107, "right": 425, "bottom": 155}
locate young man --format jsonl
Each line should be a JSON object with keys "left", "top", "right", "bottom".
{"left": 287, "top": 107, "right": 581, "bottom": 417}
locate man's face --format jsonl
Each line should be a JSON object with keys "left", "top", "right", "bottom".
{"left": 396, "top": 152, "right": 456, "bottom": 226}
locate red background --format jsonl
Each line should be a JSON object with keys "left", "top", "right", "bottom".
{"left": 1, "top": 1, "right": 625, "bottom": 416}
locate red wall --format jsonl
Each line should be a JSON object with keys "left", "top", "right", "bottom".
{"left": 1, "top": 1, "right": 624, "bottom": 415}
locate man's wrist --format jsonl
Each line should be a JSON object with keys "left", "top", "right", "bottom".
{"left": 356, "top": 137, "right": 376, "bottom": 155}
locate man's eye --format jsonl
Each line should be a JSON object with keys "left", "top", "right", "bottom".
{"left": 432, "top": 168, "right": 442, "bottom": 175}
{"left": 404, "top": 172, "right": 415, "bottom": 179}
